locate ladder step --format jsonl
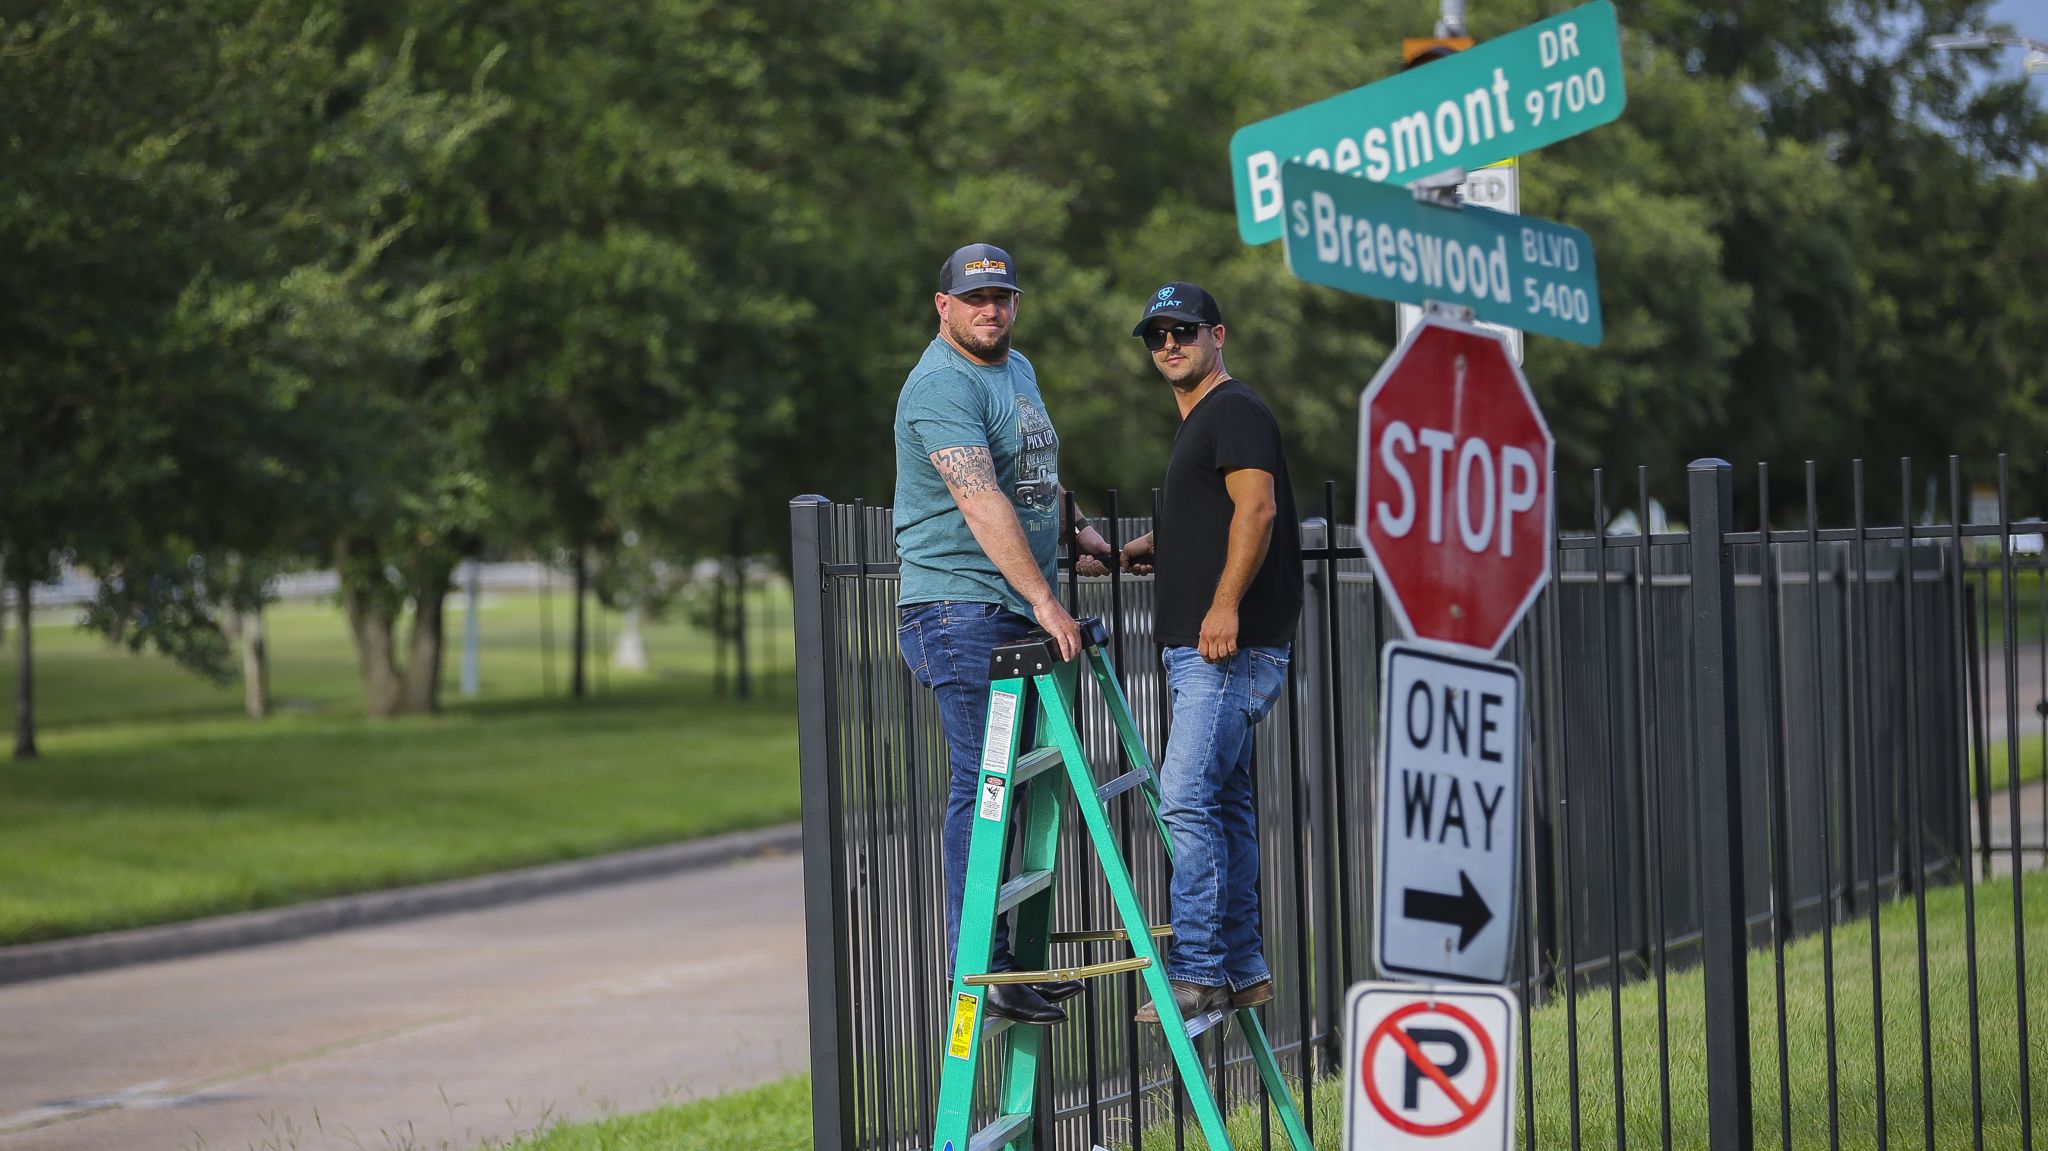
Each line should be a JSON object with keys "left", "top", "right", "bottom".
{"left": 962, "top": 956, "right": 1151, "bottom": 986}
{"left": 1094, "top": 770, "right": 1153, "bottom": 803}
{"left": 995, "top": 868, "right": 1053, "bottom": 914}
{"left": 969, "top": 1112, "right": 1032, "bottom": 1151}
{"left": 1185, "top": 1007, "right": 1230, "bottom": 1040}
{"left": 1012, "top": 745, "right": 1061, "bottom": 784}
{"left": 1050, "top": 924, "right": 1173, "bottom": 945}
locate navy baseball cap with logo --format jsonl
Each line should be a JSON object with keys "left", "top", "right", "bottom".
{"left": 939, "top": 243, "right": 1022, "bottom": 296}
{"left": 1133, "top": 282, "right": 1223, "bottom": 336}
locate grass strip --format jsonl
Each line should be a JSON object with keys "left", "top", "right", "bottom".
{"left": 484, "top": 1076, "right": 811, "bottom": 1150}
{"left": 0, "top": 590, "right": 799, "bottom": 945}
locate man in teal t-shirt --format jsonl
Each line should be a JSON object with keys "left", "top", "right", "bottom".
{"left": 894, "top": 243, "right": 1112, "bottom": 1025}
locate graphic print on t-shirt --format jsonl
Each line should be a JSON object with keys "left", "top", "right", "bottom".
{"left": 1014, "top": 396, "right": 1058, "bottom": 512}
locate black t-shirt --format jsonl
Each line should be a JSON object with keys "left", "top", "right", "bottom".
{"left": 1154, "top": 379, "right": 1303, "bottom": 648}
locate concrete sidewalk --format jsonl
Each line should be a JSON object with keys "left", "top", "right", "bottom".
{"left": 0, "top": 837, "right": 809, "bottom": 1151}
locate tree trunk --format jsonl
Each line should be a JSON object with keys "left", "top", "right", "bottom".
{"left": 240, "top": 606, "right": 270, "bottom": 720}
{"left": 401, "top": 559, "right": 455, "bottom": 715}
{"left": 13, "top": 567, "right": 37, "bottom": 760}
{"left": 339, "top": 548, "right": 404, "bottom": 718}
{"left": 570, "top": 543, "right": 587, "bottom": 699}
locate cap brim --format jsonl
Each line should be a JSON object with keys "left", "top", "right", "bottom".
{"left": 1133, "top": 308, "right": 1206, "bottom": 337}
{"left": 946, "top": 282, "right": 1022, "bottom": 297}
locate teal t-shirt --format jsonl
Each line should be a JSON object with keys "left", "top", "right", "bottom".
{"left": 893, "top": 338, "right": 1060, "bottom": 616}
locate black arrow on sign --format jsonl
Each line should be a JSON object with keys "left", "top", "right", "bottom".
{"left": 1402, "top": 871, "right": 1493, "bottom": 951}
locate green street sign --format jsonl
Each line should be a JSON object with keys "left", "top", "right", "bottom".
{"left": 1231, "top": 0, "right": 1625, "bottom": 245}
{"left": 1280, "top": 161, "right": 1602, "bottom": 346}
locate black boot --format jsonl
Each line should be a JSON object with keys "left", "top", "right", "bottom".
{"left": 984, "top": 982, "right": 1067, "bottom": 1025}
{"left": 1032, "top": 979, "right": 1085, "bottom": 1004}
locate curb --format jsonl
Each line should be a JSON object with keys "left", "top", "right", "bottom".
{"left": 0, "top": 822, "right": 803, "bottom": 988}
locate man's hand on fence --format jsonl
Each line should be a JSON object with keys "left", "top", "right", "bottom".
{"left": 1119, "top": 533, "right": 1155, "bottom": 576}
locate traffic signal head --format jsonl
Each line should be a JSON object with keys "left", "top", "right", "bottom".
{"left": 1402, "top": 36, "right": 1473, "bottom": 68}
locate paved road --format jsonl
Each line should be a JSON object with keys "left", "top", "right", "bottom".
{"left": 0, "top": 855, "right": 807, "bottom": 1151}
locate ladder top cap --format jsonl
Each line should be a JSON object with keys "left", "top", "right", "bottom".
{"left": 987, "top": 616, "right": 1105, "bottom": 677}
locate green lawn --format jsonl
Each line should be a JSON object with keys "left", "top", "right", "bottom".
{"left": 491, "top": 874, "right": 2047, "bottom": 1150}
{"left": 482, "top": 1076, "right": 811, "bottom": 1151}
{"left": 1967, "top": 562, "right": 2048, "bottom": 651}
{"left": 0, "top": 585, "right": 799, "bottom": 945}
{"left": 1976, "top": 728, "right": 2047, "bottom": 793}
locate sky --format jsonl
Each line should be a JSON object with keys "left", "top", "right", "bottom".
{"left": 1986, "top": 0, "right": 2045, "bottom": 67}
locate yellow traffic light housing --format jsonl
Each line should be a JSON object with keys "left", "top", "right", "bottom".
{"left": 1402, "top": 36, "right": 1474, "bottom": 67}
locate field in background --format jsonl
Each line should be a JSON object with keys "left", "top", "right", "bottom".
{"left": 0, "top": 585, "right": 800, "bottom": 945}
{"left": 2, "top": 579, "right": 793, "bottom": 731}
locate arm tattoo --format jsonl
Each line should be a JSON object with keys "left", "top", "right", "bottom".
{"left": 931, "top": 446, "right": 1002, "bottom": 498}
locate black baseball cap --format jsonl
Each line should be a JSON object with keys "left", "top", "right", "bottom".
{"left": 939, "top": 243, "right": 1022, "bottom": 296}
{"left": 1133, "top": 282, "right": 1223, "bottom": 336}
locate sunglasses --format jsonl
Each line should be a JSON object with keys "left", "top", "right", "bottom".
{"left": 1140, "top": 322, "right": 1208, "bottom": 351}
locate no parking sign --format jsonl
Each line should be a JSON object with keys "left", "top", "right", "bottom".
{"left": 1343, "top": 982, "right": 1519, "bottom": 1150}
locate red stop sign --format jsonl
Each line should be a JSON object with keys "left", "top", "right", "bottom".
{"left": 1357, "top": 318, "right": 1553, "bottom": 656}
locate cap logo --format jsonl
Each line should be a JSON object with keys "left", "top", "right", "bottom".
{"left": 963, "top": 259, "right": 1007, "bottom": 276}
{"left": 1157, "top": 287, "right": 1175, "bottom": 300}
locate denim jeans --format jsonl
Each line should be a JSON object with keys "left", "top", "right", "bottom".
{"left": 898, "top": 600, "right": 1039, "bottom": 975}
{"left": 1157, "top": 643, "right": 1289, "bottom": 990}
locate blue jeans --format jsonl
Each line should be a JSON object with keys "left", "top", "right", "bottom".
{"left": 1158, "top": 644, "right": 1289, "bottom": 990}
{"left": 898, "top": 600, "right": 1038, "bottom": 975}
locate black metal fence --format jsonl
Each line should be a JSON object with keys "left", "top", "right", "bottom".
{"left": 793, "top": 457, "right": 2046, "bottom": 1151}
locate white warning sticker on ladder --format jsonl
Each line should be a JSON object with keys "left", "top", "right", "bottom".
{"left": 978, "top": 776, "right": 1006, "bottom": 822}
{"left": 980, "top": 691, "right": 1018, "bottom": 777}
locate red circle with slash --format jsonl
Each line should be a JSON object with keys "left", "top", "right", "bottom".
{"left": 1360, "top": 1000, "right": 1499, "bottom": 1135}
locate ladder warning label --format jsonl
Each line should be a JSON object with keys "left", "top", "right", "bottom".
{"left": 980, "top": 691, "right": 1018, "bottom": 776}
{"left": 948, "top": 992, "right": 979, "bottom": 1059}
{"left": 978, "top": 776, "right": 1006, "bottom": 822}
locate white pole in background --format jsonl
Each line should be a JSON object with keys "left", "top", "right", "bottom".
{"left": 460, "top": 558, "right": 480, "bottom": 698}
{"left": 1436, "top": 0, "right": 1465, "bottom": 37}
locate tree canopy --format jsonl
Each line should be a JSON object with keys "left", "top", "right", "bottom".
{"left": 2, "top": 0, "right": 2042, "bottom": 739}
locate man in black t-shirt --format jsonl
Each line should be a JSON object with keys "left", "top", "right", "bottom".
{"left": 1118, "top": 283, "right": 1302, "bottom": 1025}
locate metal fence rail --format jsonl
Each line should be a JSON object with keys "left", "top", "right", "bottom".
{"left": 794, "top": 456, "right": 2046, "bottom": 1151}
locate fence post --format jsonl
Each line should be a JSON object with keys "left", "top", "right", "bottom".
{"left": 791, "top": 495, "right": 855, "bottom": 1151}
{"left": 1687, "top": 459, "right": 1754, "bottom": 1151}
{"left": 1297, "top": 516, "right": 1344, "bottom": 1063}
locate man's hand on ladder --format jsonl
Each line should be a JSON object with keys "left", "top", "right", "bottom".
{"left": 1028, "top": 593, "right": 1083, "bottom": 662}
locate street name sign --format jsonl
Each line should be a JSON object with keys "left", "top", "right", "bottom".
{"left": 1282, "top": 161, "right": 1601, "bottom": 346}
{"left": 1343, "top": 981, "right": 1519, "bottom": 1150}
{"left": 1357, "top": 316, "right": 1555, "bottom": 655}
{"left": 1374, "top": 643, "right": 1523, "bottom": 984}
{"left": 1399, "top": 160, "right": 1524, "bottom": 363}
{"left": 1232, "top": 0, "right": 1625, "bottom": 244}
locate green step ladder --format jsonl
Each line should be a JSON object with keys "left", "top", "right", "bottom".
{"left": 932, "top": 616, "right": 1313, "bottom": 1151}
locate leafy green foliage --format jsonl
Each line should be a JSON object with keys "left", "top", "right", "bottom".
{"left": 2, "top": 0, "right": 2043, "bottom": 727}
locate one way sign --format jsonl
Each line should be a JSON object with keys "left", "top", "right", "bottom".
{"left": 1374, "top": 642, "right": 1524, "bottom": 983}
